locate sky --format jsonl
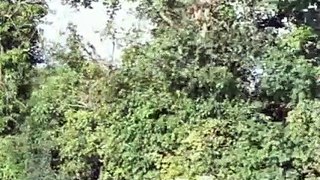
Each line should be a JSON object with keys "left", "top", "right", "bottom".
{"left": 38, "top": 0, "right": 153, "bottom": 65}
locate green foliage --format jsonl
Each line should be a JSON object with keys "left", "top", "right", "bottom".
{"left": 278, "top": 26, "right": 315, "bottom": 51}
{"left": 0, "top": 135, "right": 27, "bottom": 179}
{"left": 2, "top": 0, "right": 320, "bottom": 179}
{"left": 260, "top": 47, "right": 318, "bottom": 103}
{"left": 284, "top": 100, "right": 320, "bottom": 178}
{"left": 0, "top": 1, "right": 45, "bottom": 133}
{"left": 25, "top": 1, "right": 320, "bottom": 179}
{"left": 0, "top": 1, "right": 47, "bottom": 179}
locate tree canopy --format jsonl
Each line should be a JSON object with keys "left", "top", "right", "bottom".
{"left": 1, "top": 0, "right": 320, "bottom": 179}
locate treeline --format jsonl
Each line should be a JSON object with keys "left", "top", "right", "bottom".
{"left": 1, "top": 0, "right": 320, "bottom": 179}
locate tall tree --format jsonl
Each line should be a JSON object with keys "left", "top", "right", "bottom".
{"left": 0, "top": 1, "right": 47, "bottom": 179}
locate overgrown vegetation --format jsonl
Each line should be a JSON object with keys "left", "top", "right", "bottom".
{"left": 1, "top": 0, "right": 320, "bottom": 179}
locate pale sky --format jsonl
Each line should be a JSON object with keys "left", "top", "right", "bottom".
{"left": 38, "top": 0, "right": 153, "bottom": 65}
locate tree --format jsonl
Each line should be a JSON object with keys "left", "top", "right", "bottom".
{"left": 2, "top": 0, "right": 320, "bottom": 179}
{"left": 0, "top": 1, "right": 47, "bottom": 179}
